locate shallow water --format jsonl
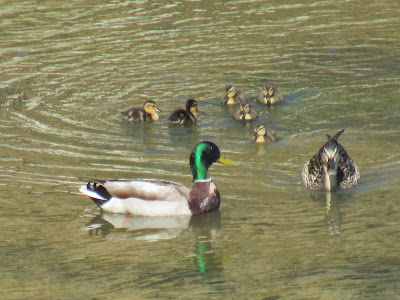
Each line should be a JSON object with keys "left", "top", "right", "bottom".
{"left": 1, "top": 0, "right": 400, "bottom": 298}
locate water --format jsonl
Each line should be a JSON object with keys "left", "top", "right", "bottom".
{"left": 1, "top": 0, "right": 400, "bottom": 298}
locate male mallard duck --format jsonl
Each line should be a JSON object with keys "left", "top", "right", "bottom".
{"left": 121, "top": 100, "right": 161, "bottom": 122}
{"left": 258, "top": 84, "right": 283, "bottom": 105}
{"left": 79, "top": 141, "right": 237, "bottom": 216}
{"left": 252, "top": 124, "right": 279, "bottom": 143}
{"left": 233, "top": 102, "right": 259, "bottom": 120}
{"left": 221, "top": 85, "right": 244, "bottom": 105}
{"left": 168, "top": 99, "right": 199, "bottom": 125}
{"left": 301, "top": 129, "right": 360, "bottom": 191}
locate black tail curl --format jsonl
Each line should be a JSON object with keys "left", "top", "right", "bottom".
{"left": 87, "top": 181, "right": 112, "bottom": 206}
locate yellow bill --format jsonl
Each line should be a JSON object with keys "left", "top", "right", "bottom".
{"left": 218, "top": 156, "right": 238, "bottom": 166}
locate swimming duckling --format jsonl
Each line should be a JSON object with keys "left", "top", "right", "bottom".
{"left": 302, "top": 129, "right": 360, "bottom": 191}
{"left": 79, "top": 141, "right": 237, "bottom": 216}
{"left": 121, "top": 100, "right": 161, "bottom": 122}
{"left": 258, "top": 84, "right": 283, "bottom": 105}
{"left": 252, "top": 125, "right": 279, "bottom": 143}
{"left": 221, "top": 85, "right": 244, "bottom": 105}
{"left": 233, "top": 102, "right": 259, "bottom": 121}
{"left": 168, "top": 99, "right": 199, "bottom": 125}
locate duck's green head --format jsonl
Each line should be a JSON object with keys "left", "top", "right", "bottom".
{"left": 190, "top": 141, "right": 237, "bottom": 182}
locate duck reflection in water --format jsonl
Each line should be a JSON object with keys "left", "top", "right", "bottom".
{"left": 309, "top": 190, "right": 359, "bottom": 240}
{"left": 84, "top": 210, "right": 221, "bottom": 241}
{"left": 85, "top": 211, "right": 223, "bottom": 274}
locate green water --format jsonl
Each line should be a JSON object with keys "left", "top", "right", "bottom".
{"left": 1, "top": 0, "right": 400, "bottom": 298}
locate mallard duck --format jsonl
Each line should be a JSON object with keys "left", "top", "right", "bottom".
{"left": 258, "top": 84, "right": 283, "bottom": 105}
{"left": 168, "top": 99, "right": 199, "bottom": 125}
{"left": 221, "top": 85, "right": 244, "bottom": 105}
{"left": 233, "top": 102, "right": 259, "bottom": 120}
{"left": 79, "top": 141, "right": 237, "bottom": 216}
{"left": 252, "top": 124, "right": 279, "bottom": 143}
{"left": 121, "top": 100, "right": 161, "bottom": 122}
{"left": 302, "top": 129, "right": 360, "bottom": 191}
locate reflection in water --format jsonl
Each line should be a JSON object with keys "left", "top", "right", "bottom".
{"left": 84, "top": 211, "right": 222, "bottom": 274}
{"left": 190, "top": 212, "right": 223, "bottom": 275}
{"left": 308, "top": 191, "right": 345, "bottom": 238}
{"left": 325, "top": 192, "right": 342, "bottom": 237}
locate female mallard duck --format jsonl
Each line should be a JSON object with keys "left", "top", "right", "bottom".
{"left": 121, "top": 100, "right": 161, "bottom": 122}
{"left": 252, "top": 124, "right": 279, "bottom": 143}
{"left": 79, "top": 141, "right": 237, "bottom": 216}
{"left": 258, "top": 84, "right": 283, "bottom": 105}
{"left": 301, "top": 129, "right": 360, "bottom": 191}
{"left": 168, "top": 99, "right": 199, "bottom": 125}
{"left": 221, "top": 85, "right": 244, "bottom": 105}
{"left": 233, "top": 102, "right": 259, "bottom": 120}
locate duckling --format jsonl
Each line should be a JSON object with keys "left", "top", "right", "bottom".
{"left": 302, "top": 129, "right": 360, "bottom": 191}
{"left": 252, "top": 125, "right": 279, "bottom": 143}
{"left": 258, "top": 84, "right": 283, "bottom": 105}
{"left": 79, "top": 141, "right": 237, "bottom": 216}
{"left": 221, "top": 85, "right": 244, "bottom": 105}
{"left": 121, "top": 100, "right": 160, "bottom": 122}
{"left": 233, "top": 102, "right": 259, "bottom": 121}
{"left": 168, "top": 99, "right": 199, "bottom": 125}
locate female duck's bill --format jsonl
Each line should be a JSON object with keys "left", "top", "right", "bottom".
{"left": 80, "top": 141, "right": 237, "bottom": 216}
{"left": 301, "top": 130, "right": 360, "bottom": 191}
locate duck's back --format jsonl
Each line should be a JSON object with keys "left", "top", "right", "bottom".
{"left": 169, "top": 109, "right": 195, "bottom": 124}
{"left": 81, "top": 180, "right": 192, "bottom": 216}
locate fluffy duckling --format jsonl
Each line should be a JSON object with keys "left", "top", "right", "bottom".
{"left": 302, "top": 129, "right": 360, "bottom": 191}
{"left": 221, "top": 85, "right": 244, "bottom": 105}
{"left": 121, "top": 100, "right": 160, "bottom": 122}
{"left": 80, "top": 141, "right": 237, "bottom": 216}
{"left": 168, "top": 99, "right": 199, "bottom": 125}
{"left": 258, "top": 84, "right": 283, "bottom": 105}
{"left": 252, "top": 125, "right": 279, "bottom": 143}
{"left": 233, "top": 102, "right": 259, "bottom": 121}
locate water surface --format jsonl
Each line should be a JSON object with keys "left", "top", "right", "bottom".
{"left": 1, "top": 0, "right": 400, "bottom": 298}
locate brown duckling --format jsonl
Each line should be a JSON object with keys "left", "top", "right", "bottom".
{"left": 252, "top": 125, "right": 279, "bottom": 143}
{"left": 258, "top": 84, "right": 283, "bottom": 105}
{"left": 233, "top": 102, "right": 259, "bottom": 121}
{"left": 121, "top": 100, "right": 160, "bottom": 122}
{"left": 221, "top": 85, "right": 244, "bottom": 105}
{"left": 168, "top": 99, "right": 199, "bottom": 125}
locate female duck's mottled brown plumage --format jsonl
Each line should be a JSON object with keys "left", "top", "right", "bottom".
{"left": 168, "top": 99, "right": 199, "bottom": 125}
{"left": 233, "top": 102, "right": 259, "bottom": 120}
{"left": 121, "top": 100, "right": 160, "bottom": 122}
{"left": 302, "top": 129, "right": 360, "bottom": 191}
{"left": 221, "top": 85, "right": 245, "bottom": 105}
{"left": 258, "top": 84, "right": 283, "bottom": 105}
